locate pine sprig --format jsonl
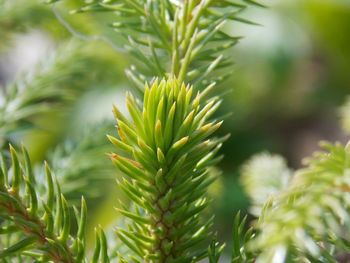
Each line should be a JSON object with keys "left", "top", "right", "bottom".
{"left": 251, "top": 142, "right": 350, "bottom": 262}
{"left": 57, "top": 0, "right": 261, "bottom": 91}
{"left": 109, "top": 78, "right": 226, "bottom": 262}
{"left": 0, "top": 145, "right": 110, "bottom": 262}
{"left": 0, "top": 146, "right": 81, "bottom": 262}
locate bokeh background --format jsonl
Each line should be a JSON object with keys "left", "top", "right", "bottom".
{"left": 1, "top": 0, "right": 349, "bottom": 258}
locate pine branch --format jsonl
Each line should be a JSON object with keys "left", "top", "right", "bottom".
{"left": 0, "top": 145, "right": 110, "bottom": 262}
{"left": 0, "top": 146, "right": 81, "bottom": 262}
{"left": 109, "top": 78, "right": 226, "bottom": 262}
{"left": 241, "top": 153, "right": 293, "bottom": 216}
{"left": 54, "top": 0, "right": 262, "bottom": 91}
{"left": 251, "top": 142, "right": 350, "bottom": 262}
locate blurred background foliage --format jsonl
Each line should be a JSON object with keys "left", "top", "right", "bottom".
{"left": 0, "top": 0, "right": 349, "bottom": 258}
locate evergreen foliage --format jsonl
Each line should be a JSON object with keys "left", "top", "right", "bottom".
{"left": 109, "top": 77, "right": 225, "bottom": 261}
{"left": 244, "top": 143, "right": 350, "bottom": 262}
{"left": 0, "top": 0, "right": 349, "bottom": 262}
{"left": 0, "top": 146, "right": 89, "bottom": 262}
{"left": 57, "top": 0, "right": 263, "bottom": 91}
